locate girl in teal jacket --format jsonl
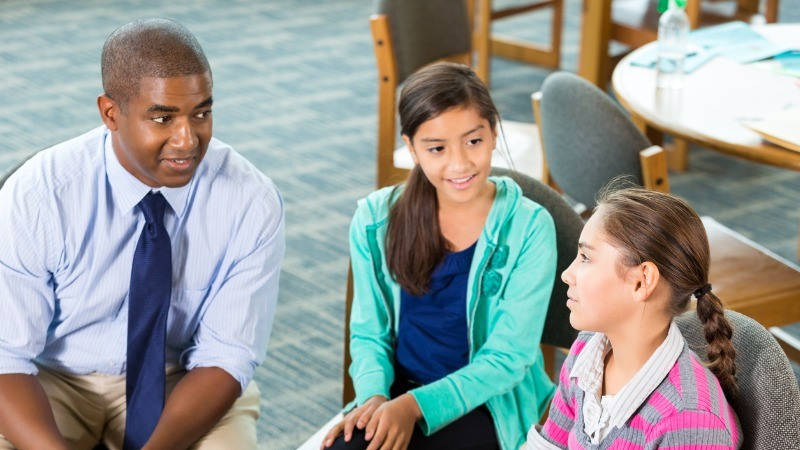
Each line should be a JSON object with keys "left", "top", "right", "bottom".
{"left": 323, "top": 62, "right": 557, "bottom": 450}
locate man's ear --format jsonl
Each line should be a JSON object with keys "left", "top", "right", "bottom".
{"left": 401, "top": 134, "right": 418, "bottom": 165}
{"left": 98, "top": 94, "right": 120, "bottom": 131}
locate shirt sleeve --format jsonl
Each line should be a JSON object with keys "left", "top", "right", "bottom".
{"left": 181, "top": 186, "right": 285, "bottom": 393}
{"left": 410, "top": 206, "right": 558, "bottom": 433}
{"left": 530, "top": 350, "right": 578, "bottom": 450}
{"left": 346, "top": 201, "right": 395, "bottom": 406}
{"left": 645, "top": 409, "right": 738, "bottom": 449}
{"left": 0, "top": 171, "right": 59, "bottom": 375}
{"left": 525, "top": 425, "right": 565, "bottom": 450}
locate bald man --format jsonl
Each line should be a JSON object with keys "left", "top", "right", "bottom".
{"left": 0, "top": 18, "right": 284, "bottom": 450}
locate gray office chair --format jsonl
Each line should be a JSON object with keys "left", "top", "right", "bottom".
{"left": 676, "top": 310, "right": 800, "bottom": 450}
{"left": 537, "top": 71, "right": 656, "bottom": 210}
{"left": 0, "top": 152, "right": 37, "bottom": 190}
{"left": 491, "top": 168, "right": 581, "bottom": 357}
{"left": 535, "top": 71, "right": 800, "bottom": 365}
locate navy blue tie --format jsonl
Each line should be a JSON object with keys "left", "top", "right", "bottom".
{"left": 124, "top": 192, "right": 172, "bottom": 450}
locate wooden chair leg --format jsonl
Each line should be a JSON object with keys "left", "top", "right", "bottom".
{"left": 765, "top": 0, "right": 779, "bottom": 23}
{"left": 578, "top": 0, "right": 612, "bottom": 87}
{"left": 342, "top": 266, "right": 355, "bottom": 406}
{"left": 551, "top": 0, "right": 563, "bottom": 68}
{"left": 474, "top": 0, "right": 492, "bottom": 84}
{"left": 686, "top": 0, "right": 701, "bottom": 29}
{"left": 541, "top": 343, "right": 557, "bottom": 380}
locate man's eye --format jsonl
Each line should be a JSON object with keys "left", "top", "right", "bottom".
{"left": 580, "top": 252, "right": 589, "bottom": 263}
{"left": 195, "top": 110, "right": 211, "bottom": 119}
{"left": 152, "top": 116, "right": 170, "bottom": 124}
{"left": 428, "top": 146, "right": 444, "bottom": 153}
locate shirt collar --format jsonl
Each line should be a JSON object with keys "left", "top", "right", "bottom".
{"left": 571, "top": 321, "right": 685, "bottom": 429}
{"left": 103, "top": 128, "right": 191, "bottom": 218}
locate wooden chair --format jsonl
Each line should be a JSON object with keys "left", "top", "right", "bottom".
{"left": 343, "top": 167, "right": 583, "bottom": 406}
{"left": 471, "top": 0, "right": 564, "bottom": 84}
{"left": 370, "top": 0, "right": 546, "bottom": 190}
{"left": 533, "top": 71, "right": 800, "bottom": 363}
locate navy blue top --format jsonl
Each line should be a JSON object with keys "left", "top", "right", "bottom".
{"left": 395, "top": 242, "right": 476, "bottom": 385}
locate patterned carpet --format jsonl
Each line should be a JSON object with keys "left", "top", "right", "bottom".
{"left": 0, "top": 1, "right": 798, "bottom": 448}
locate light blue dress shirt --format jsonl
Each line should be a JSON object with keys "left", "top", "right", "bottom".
{"left": 0, "top": 126, "right": 285, "bottom": 392}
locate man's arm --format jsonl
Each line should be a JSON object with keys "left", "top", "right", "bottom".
{"left": 0, "top": 165, "right": 65, "bottom": 448}
{"left": 0, "top": 374, "right": 69, "bottom": 450}
{"left": 150, "top": 185, "right": 285, "bottom": 447}
{"left": 143, "top": 367, "right": 240, "bottom": 450}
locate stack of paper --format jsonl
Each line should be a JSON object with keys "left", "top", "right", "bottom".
{"left": 743, "top": 106, "right": 800, "bottom": 153}
{"left": 630, "top": 21, "right": 791, "bottom": 73}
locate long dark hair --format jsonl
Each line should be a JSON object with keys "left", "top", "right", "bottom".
{"left": 596, "top": 187, "right": 738, "bottom": 399}
{"left": 386, "top": 62, "right": 499, "bottom": 296}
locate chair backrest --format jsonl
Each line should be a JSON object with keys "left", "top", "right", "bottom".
{"left": 0, "top": 169, "right": 13, "bottom": 190}
{"left": 491, "top": 168, "right": 581, "bottom": 350}
{"left": 370, "top": 0, "right": 473, "bottom": 188}
{"left": 374, "top": 0, "right": 472, "bottom": 85}
{"left": 675, "top": 309, "right": 800, "bottom": 450}
{"left": 538, "top": 71, "right": 651, "bottom": 209}
{"left": 0, "top": 151, "right": 40, "bottom": 190}
{"left": 342, "top": 169, "right": 581, "bottom": 405}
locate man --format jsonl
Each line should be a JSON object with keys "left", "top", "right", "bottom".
{"left": 0, "top": 18, "right": 284, "bottom": 449}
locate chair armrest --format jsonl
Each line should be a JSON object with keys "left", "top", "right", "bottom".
{"left": 639, "top": 145, "right": 670, "bottom": 193}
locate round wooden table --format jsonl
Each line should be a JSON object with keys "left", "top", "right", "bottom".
{"left": 612, "top": 24, "right": 800, "bottom": 171}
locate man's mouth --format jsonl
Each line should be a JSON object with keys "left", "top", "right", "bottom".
{"left": 162, "top": 156, "right": 196, "bottom": 171}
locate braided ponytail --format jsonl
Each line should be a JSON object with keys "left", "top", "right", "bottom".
{"left": 695, "top": 289, "right": 738, "bottom": 399}
{"left": 596, "top": 186, "right": 739, "bottom": 401}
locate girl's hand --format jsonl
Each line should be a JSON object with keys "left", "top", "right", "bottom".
{"left": 364, "top": 393, "right": 421, "bottom": 450}
{"left": 321, "top": 395, "right": 388, "bottom": 448}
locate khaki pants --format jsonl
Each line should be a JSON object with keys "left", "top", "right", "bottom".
{"left": 0, "top": 365, "right": 259, "bottom": 450}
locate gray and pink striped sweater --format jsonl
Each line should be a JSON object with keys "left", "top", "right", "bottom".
{"left": 529, "top": 332, "right": 741, "bottom": 449}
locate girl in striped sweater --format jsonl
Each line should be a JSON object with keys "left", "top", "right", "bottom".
{"left": 525, "top": 187, "right": 741, "bottom": 449}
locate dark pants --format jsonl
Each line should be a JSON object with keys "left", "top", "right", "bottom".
{"left": 329, "top": 379, "right": 499, "bottom": 450}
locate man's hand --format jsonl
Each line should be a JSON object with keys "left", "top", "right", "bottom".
{"left": 363, "top": 393, "right": 421, "bottom": 450}
{"left": 0, "top": 374, "right": 70, "bottom": 450}
{"left": 142, "top": 367, "right": 241, "bottom": 450}
{"left": 322, "top": 395, "right": 388, "bottom": 448}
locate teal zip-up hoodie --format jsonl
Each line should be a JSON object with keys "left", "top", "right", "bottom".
{"left": 346, "top": 176, "right": 557, "bottom": 450}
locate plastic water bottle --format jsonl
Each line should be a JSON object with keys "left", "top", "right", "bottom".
{"left": 656, "top": 0, "right": 690, "bottom": 89}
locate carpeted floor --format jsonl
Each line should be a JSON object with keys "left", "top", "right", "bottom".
{"left": 1, "top": 1, "right": 798, "bottom": 448}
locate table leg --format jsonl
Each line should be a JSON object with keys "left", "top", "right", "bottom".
{"left": 578, "top": 0, "right": 612, "bottom": 87}
{"left": 631, "top": 114, "right": 689, "bottom": 172}
{"left": 669, "top": 138, "right": 689, "bottom": 172}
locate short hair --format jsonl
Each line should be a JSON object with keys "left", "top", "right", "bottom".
{"left": 101, "top": 18, "right": 211, "bottom": 107}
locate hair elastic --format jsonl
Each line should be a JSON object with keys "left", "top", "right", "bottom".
{"left": 693, "top": 283, "right": 712, "bottom": 299}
